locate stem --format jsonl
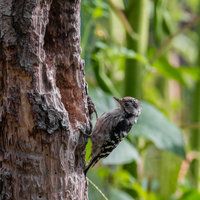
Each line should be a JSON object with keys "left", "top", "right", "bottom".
{"left": 123, "top": 1, "right": 149, "bottom": 198}
{"left": 87, "top": 178, "right": 108, "bottom": 200}
{"left": 107, "top": 0, "right": 138, "bottom": 41}
{"left": 181, "top": 123, "right": 200, "bottom": 129}
{"left": 190, "top": 6, "right": 200, "bottom": 190}
{"left": 124, "top": 0, "right": 149, "bottom": 99}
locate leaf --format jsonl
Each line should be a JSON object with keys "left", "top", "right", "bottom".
{"left": 162, "top": 10, "right": 173, "bottom": 35}
{"left": 89, "top": 87, "right": 118, "bottom": 116}
{"left": 129, "top": 102, "right": 186, "bottom": 158}
{"left": 109, "top": 187, "right": 135, "bottom": 200}
{"left": 177, "top": 67, "right": 200, "bottom": 87}
{"left": 85, "top": 139, "right": 92, "bottom": 162}
{"left": 180, "top": 189, "right": 200, "bottom": 200}
{"left": 172, "top": 34, "right": 197, "bottom": 63}
{"left": 153, "top": 57, "right": 187, "bottom": 86}
{"left": 178, "top": 67, "right": 200, "bottom": 81}
{"left": 102, "top": 139, "right": 139, "bottom": 165}
{"left": 95, "top": 42, "right": 149, "bottom": 66}
{"left": 92, "top": 7, "right": 103, "bottom": 18}
{"left": 114, "top": 169, "right": 136, "bottom": 187}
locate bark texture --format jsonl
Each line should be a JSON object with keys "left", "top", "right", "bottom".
{"left": 0, "top": 0, "right": 90, "bottom": 199}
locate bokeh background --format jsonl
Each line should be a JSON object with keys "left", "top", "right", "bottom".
{"left": 81, "top": 0, "right": 200, "bottom": 199}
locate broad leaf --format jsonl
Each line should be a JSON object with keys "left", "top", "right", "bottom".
{"left": 180, "top": 189, "right": 200, "bottom": 200}
{"left": 153, "top": 57, "right": 187, "bottom": 86}
{"left": 129, "top": 102, "right": 185, "bottom": 158}
{"left": 109, "top": 187, "right": 135, "bottom": 200}
{"left": 178, "top": 66, "right": 200, "bottom": 81}
{"left": 89, "top": 88, "right": 118, "bottom": 117}
{"left": 177, "top": 67, "right": 200, "bottom": 87}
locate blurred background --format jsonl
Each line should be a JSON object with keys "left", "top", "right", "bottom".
{"left": 80, "top": 0, "right": 200, "bottom": 199}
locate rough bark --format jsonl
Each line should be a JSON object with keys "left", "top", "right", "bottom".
{"left": 0, "top": 0, "right": 90, "bottom": 199}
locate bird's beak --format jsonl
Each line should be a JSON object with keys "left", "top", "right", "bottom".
{"left": 113, "top": 97, "right": 122, "bottom": 105}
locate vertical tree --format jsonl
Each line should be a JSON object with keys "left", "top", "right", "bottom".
{"left": 0, "top": 0, "right": 90, "bottom": 199}
{"left": 124, "top": 0, "right": 149, "bottom": 99}
{"left": 123, "top": 0, "right": 149, "bottom": 197}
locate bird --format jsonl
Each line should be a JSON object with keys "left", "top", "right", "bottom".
{"left": 84, "top": 96, "right": 142, "bottom": 175}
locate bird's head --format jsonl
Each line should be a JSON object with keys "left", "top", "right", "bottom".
{"left": 113, "top": 96, "right": 142, "bottom": 117}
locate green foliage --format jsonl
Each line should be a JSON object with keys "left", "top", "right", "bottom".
{"left": 90, "top": 41, "right": 149, "bottom": 96}
{"left": 81, "top": 0, "right": 109, "bottom": 18}
{"left": 87, "top": 178, "right": 109, "bottom": 200}
{"left": 153, "top": 57, "right": 187, "bottom": 86}
{"left": 130, "top": 101, "right": 185, "bottom": 158}
{"left": 89, "top": 88, "right": 185, "bottom": 158}
{"left": 154, "top": 0, "right": 174, "bottom": 44}
{"left": 179, "top": 189, "right": 200, "bottom": 200}
{"left": 109, "top": 187, "right": 135, "bottom": 200}
{"left": 95, "top": 42, "right": 149, "bottom": 66}
{"left": 81, "top": 0, "right": 200, "bottom": 199}
{"left": 172, "top": 34, "right": 198, "bottom": 63}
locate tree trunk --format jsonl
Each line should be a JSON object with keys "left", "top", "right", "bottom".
{"left": 0, "top": 0, "right": 90, "bottom": 199}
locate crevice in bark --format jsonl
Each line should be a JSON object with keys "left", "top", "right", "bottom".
{"left": 44, "top": 0, "right": 88, "bottom": 129}
{"left": 0, "top": 0, "right": 90, "bottom": 199}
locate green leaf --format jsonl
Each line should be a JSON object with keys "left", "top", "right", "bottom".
{"left": 172, "top": 34, "right": 197, "bottom": 63}
{"left": 178, "top": 67, "right": 200, "bottom": 81}
{"left": 177, "top": 67, "right": 200, "bottom": 88}
{"left": 180, "top": 189, "right": 200, "bottom": 200}
{"left": 153, "top": 57, "right": 187, "bottom": 86}
{"left": 95, "top": 42, "right": 149, "bottom": 66}
{"left": 102, "top": 139, "right": 139, "bottom": 165}
{"left": 109, "top": 187, "right": 135, "bottom": 200}
{"left": 162, "top": 10, "right": 173, "bottom": 35}
{"left": 129, "top": 102, "right": 186, "bottom": 158}
{"left": 89, "top": 88, "right": 118, "bottom": 116}
{"left": 92, "top": 7, "right": 103, "bottom": 18}
{"left": 85, "top": 139, "right": 92, "bottom": 162}
{"left": 115, "top": 169, "right": 136, "bottom": 187}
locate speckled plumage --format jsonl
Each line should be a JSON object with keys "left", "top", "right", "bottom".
{"left": 84, "top": 97, "right": 142, "bottom": 175}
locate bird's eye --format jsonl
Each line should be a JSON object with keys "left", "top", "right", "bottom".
{"left": 125, "top": 102, "right": 129, "bottom": 106}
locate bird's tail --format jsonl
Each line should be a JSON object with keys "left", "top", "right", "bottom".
{"left": 84, "top": 155, "right": 100, "bottom": 175}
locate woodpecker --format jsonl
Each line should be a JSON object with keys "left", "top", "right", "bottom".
{"left": 84, "top": 96, "right": 142, "bottom": 175}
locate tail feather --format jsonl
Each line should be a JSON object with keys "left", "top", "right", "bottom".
{"left": 84, "top": 156, "right": 100, "bottom": 175}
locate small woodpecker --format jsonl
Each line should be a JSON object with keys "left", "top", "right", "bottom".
{"left": 84, "top": 96, "right": 142, "bottom": 175}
